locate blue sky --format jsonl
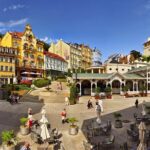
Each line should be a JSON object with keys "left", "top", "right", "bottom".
{"left": 0, "top": 0, "right": 150, "bottom": 61}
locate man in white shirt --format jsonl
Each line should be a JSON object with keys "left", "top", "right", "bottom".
{"left": 98, "top": 99, "right": 104, "bottom": 112}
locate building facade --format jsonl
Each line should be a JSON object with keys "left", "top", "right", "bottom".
{"left": 0, "top": 24, "right": 44, "bottom": 82}
{"left": 143, "top": 38, "right": 150, "bottom": 56}
{"left": 0, "top": 46, "right": 17, "bottom": 85}
{"left": 49, "top": 40, "right": 87, "bottom": 70}
{"left": 92, "top": 48, "right": 102, "bottom": 66}
{"left": 49, "top": 40, "right": 70, "bottom": 68}
{"left": 44, "top": 51, "right": 68, "bottom": 78}
{"left": 80, "top": 44, "right": 92, "bottom": 69}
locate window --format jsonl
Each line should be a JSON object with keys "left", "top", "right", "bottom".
{"left": 5, "top": 66, "right": 8, "bottom": 71}
{"left": 5, "top": 57, "right": 8, "bottom": 62}
{"left": 10, "top": 58, "right": 12, "bottom": 63}
{"left": 10, "top": 66, "right": 12, "bottom": 71}
{"left": 1, "top": 66, "right": 3, "bottom": 71}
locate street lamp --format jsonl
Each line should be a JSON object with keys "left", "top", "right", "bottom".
{"left": 12, "top": 74, "right": 14, "bottom": 91}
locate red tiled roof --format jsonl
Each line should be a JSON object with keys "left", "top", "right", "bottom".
{"left": 9, "top": 32, "right": 24, "bottom": 38}
{"left": 44, "top": 51, "right": 67, "bottom": 62}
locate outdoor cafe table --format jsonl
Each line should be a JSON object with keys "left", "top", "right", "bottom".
{"left": 90, "top": 122, "right": 107, "bottom": 136}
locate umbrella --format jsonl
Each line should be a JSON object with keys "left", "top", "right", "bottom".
{"left": 137, "top": 122, "right": 146, "bottom": 150}
{"left": 21, "top": 72, "right": 28, "bottom": 74}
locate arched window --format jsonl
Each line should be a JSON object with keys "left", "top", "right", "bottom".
{"left": 29, "top": 44, "right": 34, "bottom": 50}
{"left": 23, "top": 43, "right": 28, "bottom": 50}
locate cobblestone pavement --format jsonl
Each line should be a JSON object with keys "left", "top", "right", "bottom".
{"left": 0, "top": 82, "right": 150, "bottom": 150}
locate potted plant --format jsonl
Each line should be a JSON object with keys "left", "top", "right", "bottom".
{"left": 95, "top": 87, "right": 101, "bottom": 99}
{"left": 67, "top": 117, "right": 78, "bottom": 135}
{"left": 1, "top": 130, "right": 17, "bottom": 150}
{"left": 113, "top": 112, "right": 123, "bottom": 128}
{"left": 105, "top": 86, "right": 112, "bottom": 99}
{"left": 139, "top": 85, "right": 146, "bottom": 97}
{"left": 122, "top": 86, "right": 128, "bottom": 97}
{"left": 20, "top": 117, "right": 29, "bottom": 135}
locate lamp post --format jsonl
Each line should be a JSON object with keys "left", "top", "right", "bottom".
{"left": 12, "top": 74, "right": 14, "bottom": 92}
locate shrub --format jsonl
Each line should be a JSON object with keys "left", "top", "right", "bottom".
{"left": 105, "top": 86, "right": 112, "bottom": 93}
{"left": 69, "top": 84, "right": 78, "bottom": 104}
{"left": 1, "top": 130, "right": 15, "bottom": 146}
{"left": 67, "top": 117, "right": 78, "bottom": 127}
{"left": 113, "top": 112, "right": 122, "bottom": 120}
{"left": 33, "top": 78, "right": 51, "bottom": 88}
{"left": 20, "top": 117, "right": 28, "bottom": 127}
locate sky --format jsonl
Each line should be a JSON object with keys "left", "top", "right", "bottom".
{"left": 0, "top": 0, "right": 150, "bottom": 61}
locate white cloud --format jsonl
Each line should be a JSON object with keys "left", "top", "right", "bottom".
{"left": 40, "top": 36, "right": 58, "bottom": 44}
{"left": 144, "top": 0, "right": 150, "bottom": 10}
{"left": 3, "top": 4, "right": 25, "bottom": 12}
{"left": 0, "top": 18, "right": 28, "bottom": 28}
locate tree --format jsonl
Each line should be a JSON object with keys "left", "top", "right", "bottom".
{"left": 69, "top": 84, "right": 78, "bottom": 104}
{"left": 130, "top": 50, "right": 142, "bottom": 60}
{"left": 43, "top": 42, "right": 50, "bottom": 51}
{"left": 0, "top": 33, "right": 4, "bottom": 38}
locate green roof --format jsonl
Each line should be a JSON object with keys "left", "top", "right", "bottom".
{"left": 128, "top": 65, "right": 150, "bottom": 73}
{"left": 72, "top": 73, "right": 145, "bottom": 80}
{"left": 123, "top": 73, "right": 145, "bottom": 79}
{"left": 72, "top": 73, "right": 114, "bottom": 79}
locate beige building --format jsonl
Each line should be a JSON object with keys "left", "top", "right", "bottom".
{"left": 143, "top": 38, "right": 150, "bottom": 56}
{"left": 49, "top": 40, "right": 92, "bottom": 70}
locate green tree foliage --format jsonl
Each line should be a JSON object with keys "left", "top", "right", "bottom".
{"left": 130, "top": 50, "right": 142, "bottom": 60}
{"left": 43, "top": 42, "right": 50, "bottom": 51}
{"left": 0, "top": 33, "right": 4, "bottom": 38}
{"left": 69, "top": 84, "right": 78, "bottom": 104}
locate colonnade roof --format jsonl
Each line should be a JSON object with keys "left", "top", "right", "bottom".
{"left": 128, "top": 65, "right": 150, "bottom": 73}
{"left": 72, "top": 73, "right": 145, "bottom": 80}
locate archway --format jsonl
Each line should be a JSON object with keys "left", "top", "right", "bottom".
{"left": 112, "top": 80, "right": 120, "bottom": 94}
{"left": 81, "top": 80, "right": 91, "bottom": 95}
{"left": 126, "top": 80, "right": 133, "bottom": 91}
{"left": 138, "top": 80, "right": 145, "bottom": 92}
{"left": 97, "top": 80, "right": 106, "bottom": 92}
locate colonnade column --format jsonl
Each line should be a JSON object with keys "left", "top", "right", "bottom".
{"left": 8, "top": 78, "right": 10, "bottom": 84}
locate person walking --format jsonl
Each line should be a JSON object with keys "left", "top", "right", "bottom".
{"left": 65, "top": 97, "right": 70, "bottom": 106}
{"left": 135, "top": 99, "right": 139, "bottom": 108}
{"left": 95, "top": 102, "right": 101, "bottom": 124}
{"left": 61, "top": 109, "right": 67, "bottom": 124}
{"left": 60, "top": 82, "right": 62, "bottom": 90}
{"left": 87, "top": 98, "right": 93, "bottom": 109}
{"left": 98, "top": 99, "right": 104, "bottom": 112}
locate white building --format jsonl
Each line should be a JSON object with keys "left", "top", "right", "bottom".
{"left": 44, "top": 51, "right": 68, "bottom": 78}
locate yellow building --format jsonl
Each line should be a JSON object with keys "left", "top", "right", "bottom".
{"left": 79, "top": 44, "right": 92, "bottom": 69}
{"left": 0, "top": 46, "right": 17, "bottom": 85}
{"left": 0, "top": 24, "right": 44, "bottom": 82}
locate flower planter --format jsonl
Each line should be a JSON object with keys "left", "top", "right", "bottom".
{"left": 95, "top": 95, "right": 100, "bottom": 100}
{"left": 20, "top": 126, "right": 29, "bottom": 135}
{"left": 107, "top": 95, "right": 112, "bottom": 99}
{"left": 2, "top": 144, "right": 15, "bottom": 150}
{"left": 115, "top": 120, "right": 123, "bottom": 128}
{"left": 69, "top": 125, "right": 78, "bottom": 135}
